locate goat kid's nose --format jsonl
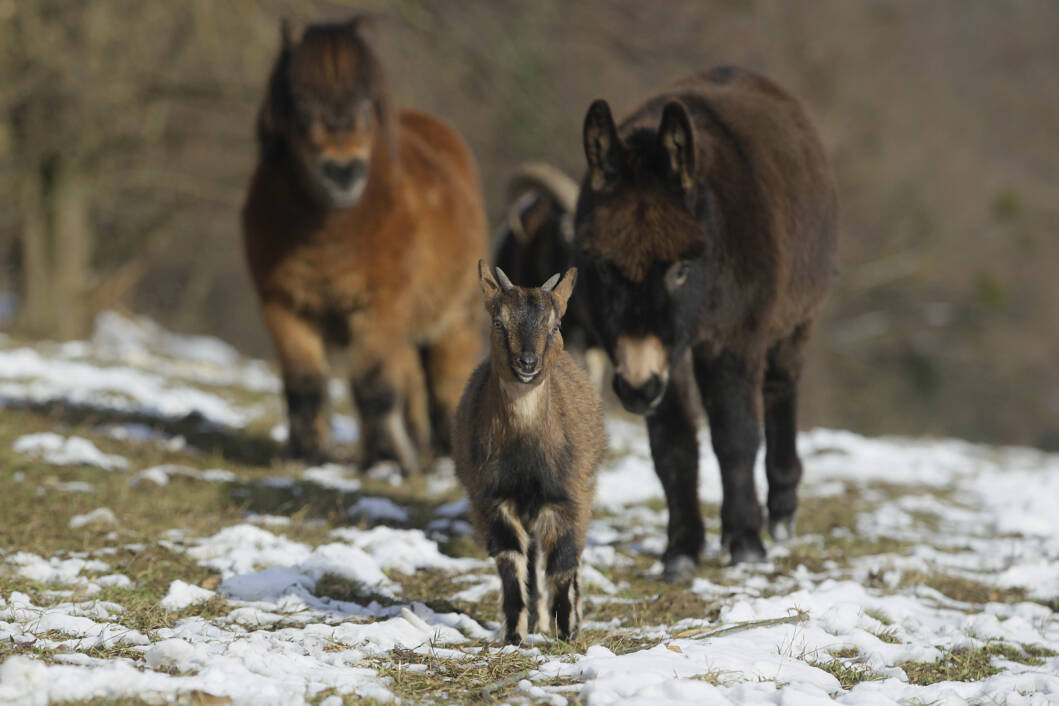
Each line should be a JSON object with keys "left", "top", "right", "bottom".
{"left": 322, "top": 159, "right": 366, "bottom": 189}
{"left": 518, "top": 352, "right": 538, "bottom": 370}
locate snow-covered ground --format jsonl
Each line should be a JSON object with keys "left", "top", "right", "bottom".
{"left": 1, "top": 313, "right": 1057, "bottom": 705}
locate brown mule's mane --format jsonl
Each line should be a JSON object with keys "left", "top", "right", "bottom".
{"left": 257, "top": 20, "right": 397, "bottom": 169}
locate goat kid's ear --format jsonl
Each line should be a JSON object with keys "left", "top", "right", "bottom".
{"left": 658, "top": 101, "right": 695, "bottom": 193}
{"left": 548, "top": 267, "right": 578, "bottom": 317}
{"left": 281, "top": 18, "right": 306, "bottom": 49}
{"left": 583, "top": 99, "right": 623, "bottom": 192}
{"left": 478, "top": 260, "right": 514, "bottom": 303}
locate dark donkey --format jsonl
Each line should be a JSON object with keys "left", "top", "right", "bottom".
{"left": 575, "top": 67, "right": 837, "bottom": 579}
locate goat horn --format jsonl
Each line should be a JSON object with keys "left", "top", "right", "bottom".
{"left": 506, "top": 162, "right": 579, "bottom": 218}
{"left": 541, "top": 273, "right": 561, "bottom": 291}
{"left": 495, "top": 266, "right": 515, "bottom": 291}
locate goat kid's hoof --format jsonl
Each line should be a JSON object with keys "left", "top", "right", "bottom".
{"left": 661, "top": 555, "right": 698, "bottom": 584}
{"left": 727, "top": 532, "right": 768, "bottom": 566}
{"left": 286, "top": 443, "right": 332, "bottom": 466}
{"left": 502, "top": 632, "right": 525, "bottom": 647}
{"left": 768, "top": 514, "right": 796, "bottom": 542}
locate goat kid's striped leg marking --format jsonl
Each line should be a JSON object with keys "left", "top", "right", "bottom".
{"left": 526, "top": 540, "right": 541, "bottom": 634}
{"left": 487, "top": 501, "right": 530, "bottom": 644}
{"left": 544, "top": 530, "right": 582, "bottom": 640}
{"left": 535, "top": 549, "right": 550, "bottom": 635}
{"left": 496, "top": 551, "right": 529, "bottom": 645}
{"left": 547, "top": 569, "right": 580, "bottom": 640}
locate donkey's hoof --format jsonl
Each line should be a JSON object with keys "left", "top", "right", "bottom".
{"left": 662, "top": 555, "right": 697, "bottom": 584}
{"left": 768, "top": 514, "right": 796, "bottom": 542}
{"left": 728, "top": 532, "right": 767, "bottom": 565}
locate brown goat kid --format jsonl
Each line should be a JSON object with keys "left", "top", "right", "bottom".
{"left": 453, "top": 261, "right": 605, "bottom": 644}
{"left": 242, "top": 18, "right": 487, "bottom": 472}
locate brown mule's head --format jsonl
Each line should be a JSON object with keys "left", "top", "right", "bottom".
{"left": 478, "top": 260, "right": 577, "bottom": 386}
{"left": 259, "top": 17, "right": 390, "bottom": 208}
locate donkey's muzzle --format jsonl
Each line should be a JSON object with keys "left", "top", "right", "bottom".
{"left": 612, "top": 373, "right": 664, "bottom": 414}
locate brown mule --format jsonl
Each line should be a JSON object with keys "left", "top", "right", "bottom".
{"left": 242, "top": 18, "right": 487, "bottom": 472}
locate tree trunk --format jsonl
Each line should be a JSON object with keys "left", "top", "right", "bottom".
{"left": 14, "top": 154, "right": 92, "bottom": 339}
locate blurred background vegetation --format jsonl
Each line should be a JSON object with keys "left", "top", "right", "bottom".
{"left": 1, "top": 0, "right": 1057, "bottom": 449}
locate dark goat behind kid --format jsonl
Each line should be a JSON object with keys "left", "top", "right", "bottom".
{"left": 453, "top": 261, "right": 605, "bottom": 644}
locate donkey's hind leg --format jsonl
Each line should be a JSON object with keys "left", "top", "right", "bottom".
{"left": 763, "top": 323, "right": 811, "bottom": 541}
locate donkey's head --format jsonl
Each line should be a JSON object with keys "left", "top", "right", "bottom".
{"left": 478, "top": 260, "right": 577, "bottom": 386}
{"left": 260, "top": 17, "right": 389, "bottom": 208}
{"left": 575, "top": 98, "right": 711, "bottom": 414}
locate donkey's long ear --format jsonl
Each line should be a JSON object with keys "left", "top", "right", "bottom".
{"left": 583, "top": 100, "right": 623, "bottom": 192}
{"left": 658, "top": 101, "right": 696, "bottom": 193}
{"left": 548, "top": 268, "right": 578, "bottom": 317}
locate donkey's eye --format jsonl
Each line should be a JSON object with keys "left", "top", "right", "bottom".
{"left": 551, "top": 323, "right": 560, "bottom": 335}
{"left": 666, "top": 261, "right": 691, "bottom": 292}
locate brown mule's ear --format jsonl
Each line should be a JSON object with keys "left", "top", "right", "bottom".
{"left": 347, "top": 14, "right": 380, "bottom": 43}
{"left": 547, "top": 267, "right": 578, "bottom": 317}
{"left": 478, "top": 260, "right": 501, "bottom": 302}
{"left": 583, "top": 100, "right": 623, "bottom": 192}
{"left": 281, "top": 18, "right": 306, "bottom": 49}
{"left": 658, "top": 101, "right": 696, "bottom": 193}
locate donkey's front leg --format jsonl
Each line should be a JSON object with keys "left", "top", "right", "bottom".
{"left": 695, "top": 348, "right": 766, "bottom": 564}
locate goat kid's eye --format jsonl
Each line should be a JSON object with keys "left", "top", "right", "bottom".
{"left": 493, "top": 318, "right": 503, "bottom": 329}
{"left": 552, "top": 323, "right": 560, "bottom": 335}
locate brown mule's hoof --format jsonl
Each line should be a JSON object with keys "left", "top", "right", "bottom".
{"left": 661, "top": 555, "right": 697, "bottom": 584}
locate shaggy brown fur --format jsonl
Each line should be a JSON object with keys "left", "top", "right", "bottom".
{"left": 242, "top": 18, "right": 487, "bottom": 471}
{"left": 452, "top": 261, "right": 605, "bottom": 644}
{"left": 575, "top": 66, "right": 838, "bottom": 576}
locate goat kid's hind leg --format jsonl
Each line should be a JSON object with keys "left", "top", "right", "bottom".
{"left": 647, "top": 381, "right": 704, "bottom": 583}
{"left": 764, "top": 325, "right": 810, "bottom": 541}
{"left": 262, "top": 302, "right": 331, "bottom": 462}
{"left": 694, "top": 348, "right": 766, "bottom": 565}
{"left": 487, "top": 501, "right": 530, "bottom": 645}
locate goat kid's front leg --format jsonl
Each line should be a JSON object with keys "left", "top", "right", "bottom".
{"left": 487, "top": 501, "right": 531, "bottom": 645}
{"left": 545, "top": 531, "right": 583, "bottom": 640}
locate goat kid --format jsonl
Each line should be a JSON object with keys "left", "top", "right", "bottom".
{"left": 453, "top": 261, "right": 605, "bottom": 644}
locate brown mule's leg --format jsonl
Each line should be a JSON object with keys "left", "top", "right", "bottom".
{"left": 261, "top": 301, "right": 330, "bottom": 462}
{"left": 422, "top": 320, "right": 481, "bottom": 457}
{"left": 348, "top": 312, "right": 425, "bottom": 474}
